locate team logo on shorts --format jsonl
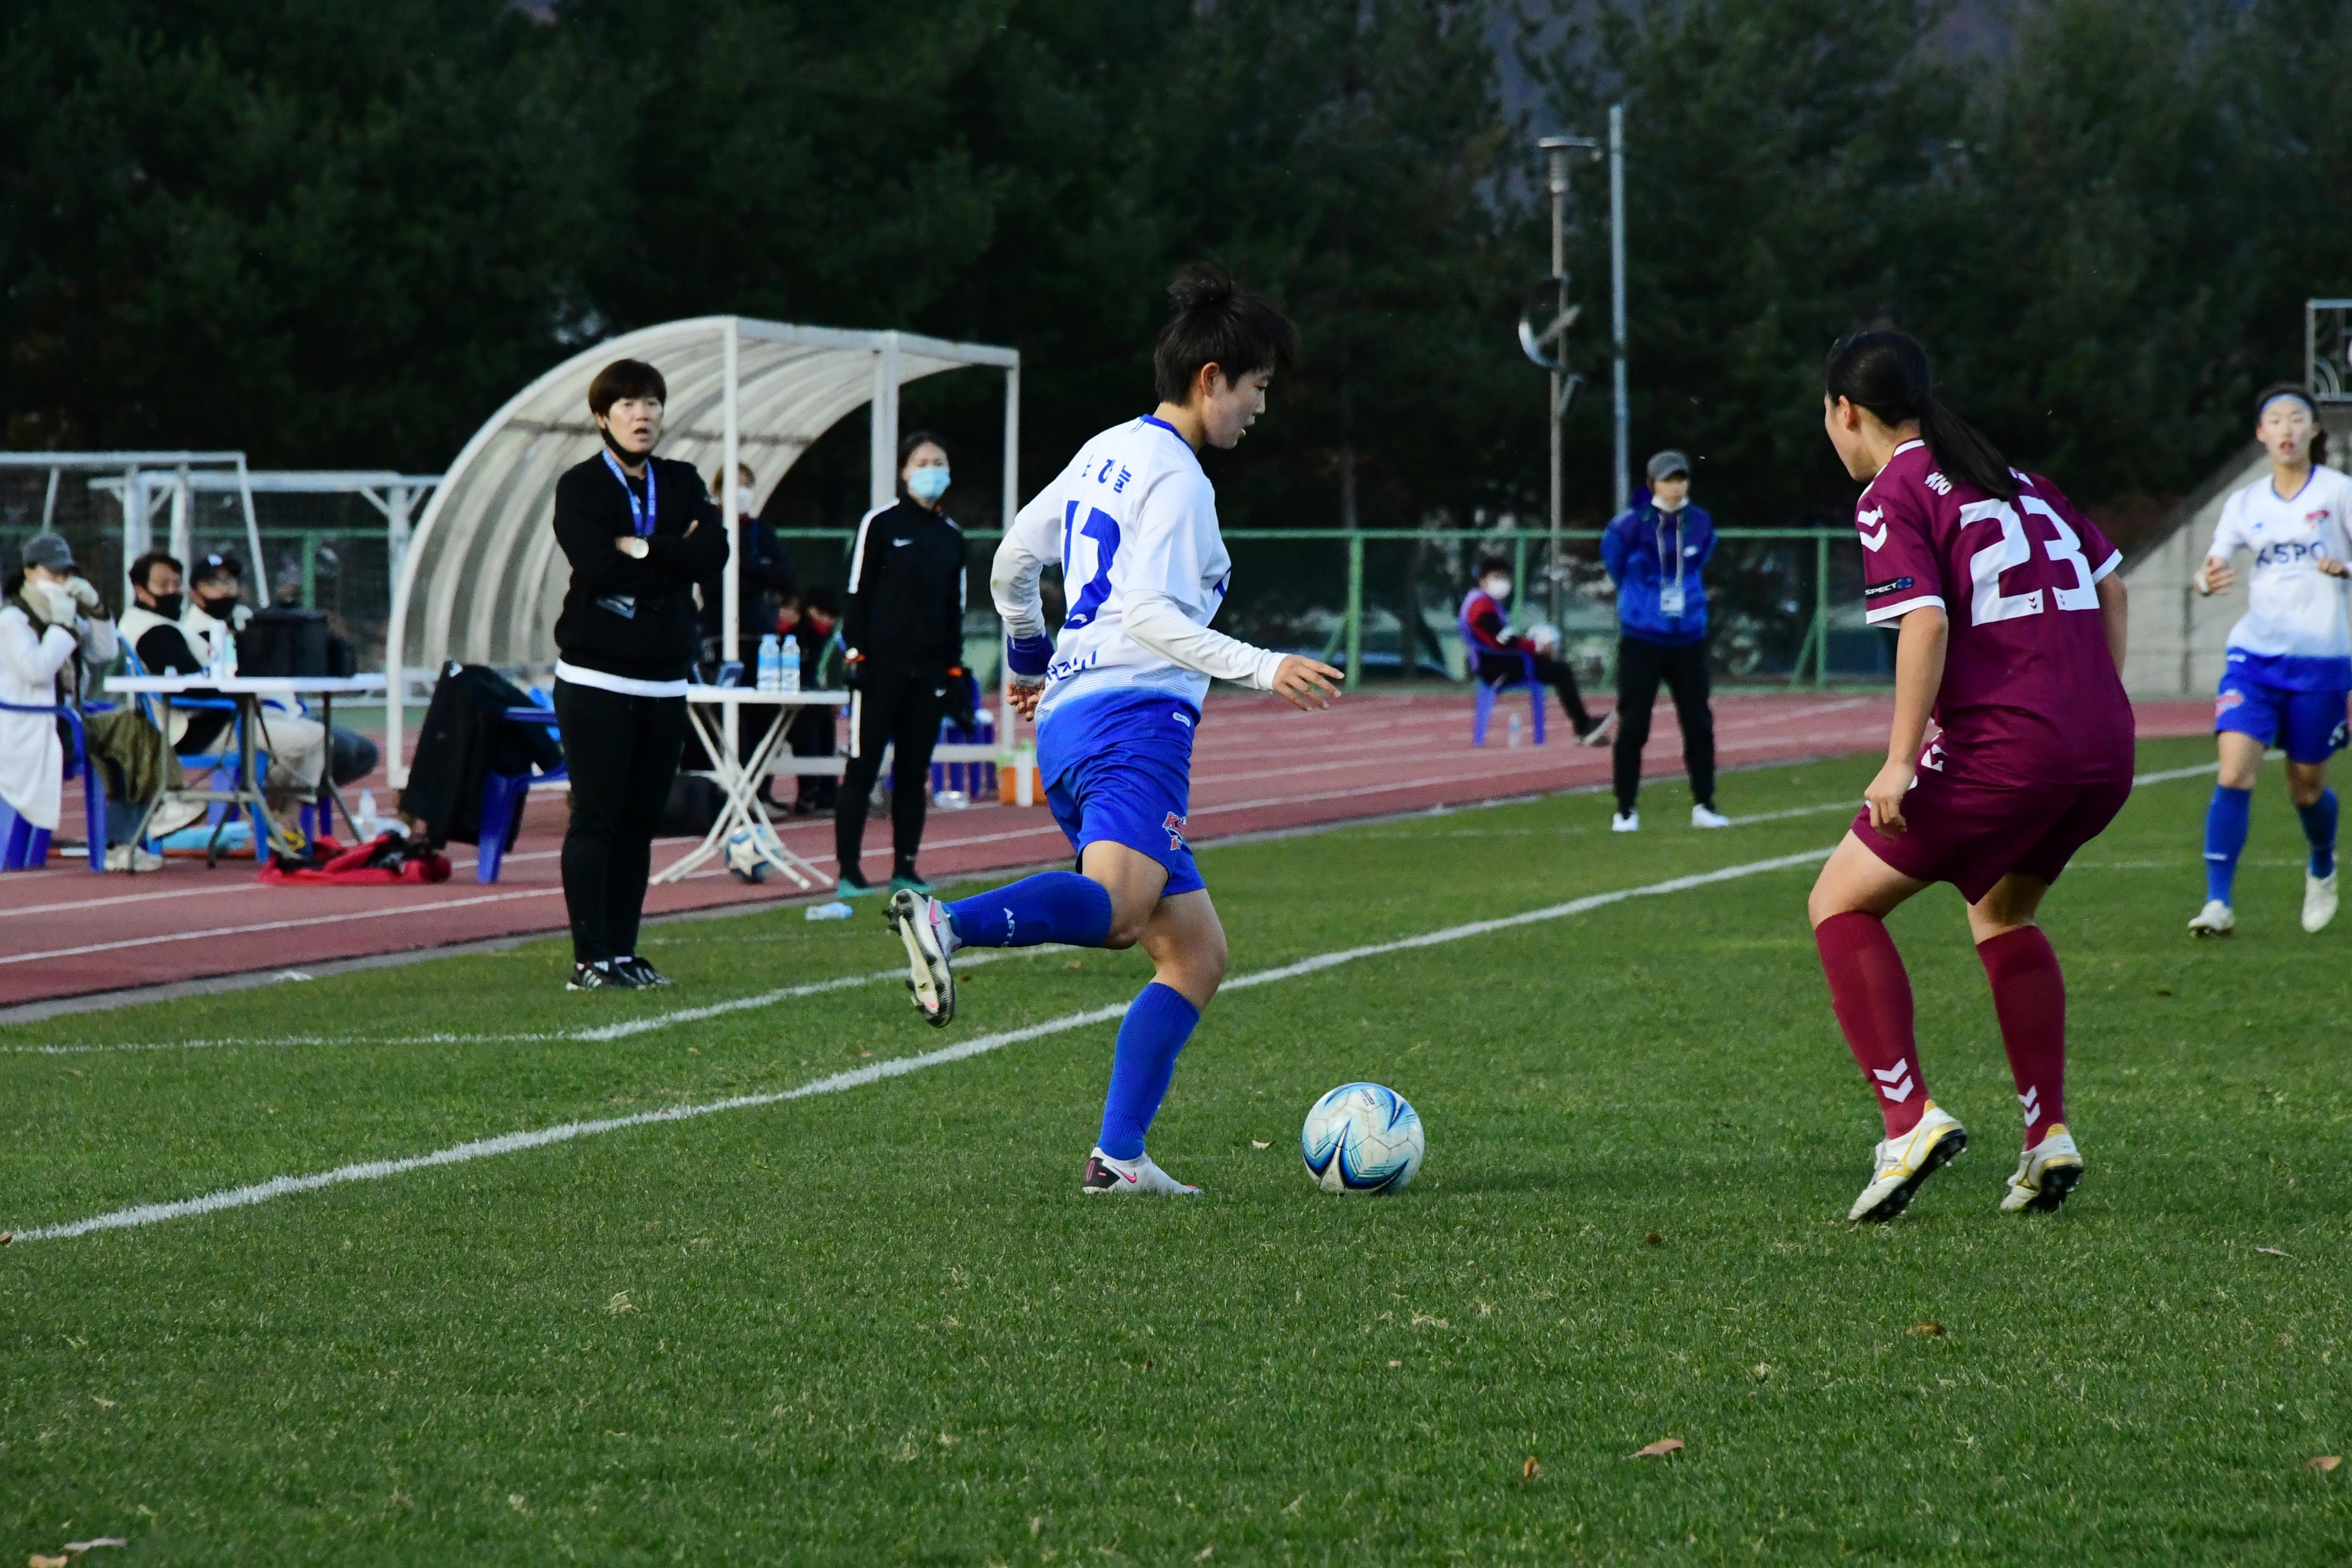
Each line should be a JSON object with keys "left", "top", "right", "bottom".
{"left": 2216, "top": 689, "right": 2246, "bottom": 718}
{"left": 2332, "top": 720, "right": 2349, "bottom": 754}
{"left": 1162, "top": 811, "right": 1189, "bottom": 851}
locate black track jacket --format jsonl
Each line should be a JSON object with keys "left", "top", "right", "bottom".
{"left": 551, "top": 452, "right": 728, "bottom": 683}
{"left": 842, "top": 498, "right": 965, "bottom": 675}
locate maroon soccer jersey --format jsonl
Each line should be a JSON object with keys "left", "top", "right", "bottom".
{"left": 1855, "top": 440, "right": 2134, "bottom": 784}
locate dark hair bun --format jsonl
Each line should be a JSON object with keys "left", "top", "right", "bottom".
{"left": 1167, "top": 263, "right": 1238, "bottom": 316}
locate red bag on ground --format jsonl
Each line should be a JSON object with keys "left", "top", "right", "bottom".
{"left": 257, "top": 833, "right": 452, "bottom": 886}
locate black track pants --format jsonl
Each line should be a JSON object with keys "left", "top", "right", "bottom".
{"left": 1612, "top": 636, "right": 1715, "bottom": 814}
{"left": 1474, "top": 650, "right": 1593, "bottom": 731}
{"left": 555, "top": 680, "right": 688, "bottom": 964}
{"left": 834, "top": 666, "right": 950, "bottom": 882}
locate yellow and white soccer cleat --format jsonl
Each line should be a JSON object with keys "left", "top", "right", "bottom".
{"left": 1848, "top": 1103, "right": 1968, "bottom": 1222}
{"left": 2188, "top": 898, "right": 2235, "bottom": 938}
{"left": 2303, "top": 871, "right": 2338, "bottom": 934}
{"left": 2001, "top": 1125, "right": 2085, "bottom": 1214}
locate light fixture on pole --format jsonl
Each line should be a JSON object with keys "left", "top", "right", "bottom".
{"left": 1524, "top": 133, "right": 1600, "bottom": 629}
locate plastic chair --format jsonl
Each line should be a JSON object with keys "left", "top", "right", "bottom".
{"left": 0, "top": 701, "right": 106, "bottom": 872}
{"left": 930, "top": 670, "right": 998, "bottom": 799}
{"left": 1458, "top": 607, "right": 1546, "bottom": 748}
{"left": 476, "top": 688, "right": 567, "bottom": 884}
{"left": 119, "top": 645, "right": 272, "bottom": 854}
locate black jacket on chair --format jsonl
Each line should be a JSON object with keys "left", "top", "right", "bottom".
{"left": 843, "top": 499, "right": 965, "bottom": 676}
{"left": 551, "top": 453, "right": 729, "bottom": 683}
{"left": 398, "top": 663, "right": 564, "bottom": 847}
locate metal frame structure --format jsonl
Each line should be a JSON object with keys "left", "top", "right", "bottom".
{"left": 0, "top": 451, "right": 259, "bottom": 591}
{"left": 85, "top": 468, "right": 438, "bottom": 596}
{"left": 383, "top": 316, "right": 1019, "bottom": 787}
{"left": 2309, "top": 298, "right": 2352, "bottom": 403}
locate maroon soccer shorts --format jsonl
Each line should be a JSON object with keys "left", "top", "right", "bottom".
{"left": 1850, "top": 765, "right": 2133, "bottom": 905}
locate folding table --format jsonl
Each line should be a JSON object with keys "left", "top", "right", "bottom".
{"left": 652, "top": 686, "right": 847, "bottom": 888}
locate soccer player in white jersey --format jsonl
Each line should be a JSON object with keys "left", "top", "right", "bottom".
{"left": 885, "top": 265, "right": 1342, "bottom": 1195}
{"left": 2189, "top": 384, "right": 2352, "bottom": 937}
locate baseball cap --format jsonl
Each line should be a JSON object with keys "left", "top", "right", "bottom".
{"left": 1645, "top": 449, "right": 1691, "bottom": 484}
{"left": 195, "top": 551, "right": 242, "bottom": 582}
{"left": 22, "top": 534, "right": 75, "bottom": 572}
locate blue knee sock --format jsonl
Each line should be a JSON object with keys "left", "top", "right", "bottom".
{"left": 2298, "top": 789, "right": 2338, "bottom": 879}
{"left": 942, "top": 871, "right": 1113, "bottom": 949}
{"left": 1098, "top": 983, "right": 1201, "bottom": 1160}
{"left": 2205, "top": 784, "right": 2253, "bottom": 904}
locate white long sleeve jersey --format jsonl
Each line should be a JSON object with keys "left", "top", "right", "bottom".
{"left": 2206, "top": 463, "right": 2352, "bottom": 680}
{"left": 992, "top": 415, "right": 1282, "bottom": 721}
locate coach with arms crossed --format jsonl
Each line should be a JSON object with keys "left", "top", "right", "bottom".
{"left": 550, "top": 358, "right": 727, "bottom": 991}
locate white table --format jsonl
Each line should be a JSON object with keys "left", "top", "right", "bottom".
{"left": 652, "top": 686, "right": 848, "bottom": 888}
{"left": 104, "top": 674, "right": 388, "bottom": 865}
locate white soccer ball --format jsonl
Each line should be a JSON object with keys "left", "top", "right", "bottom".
{"left": 1523, "top": 621, "right": 1563, "bottom": 654}
{"left": 723, "top": 824, "right": 768, "bottom": 883}
{"left": 1300, "top": 1082, "right": 1424, "bottom": 1194}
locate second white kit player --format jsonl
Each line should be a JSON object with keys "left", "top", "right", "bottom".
{"left": 2189, "top": 384, "right": 2352, "bottom": 936}
{"left": 884, "top": 265, "right": 1341, "bottom": 1195}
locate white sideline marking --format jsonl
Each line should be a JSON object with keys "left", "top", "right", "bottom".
{"left": 8, "top": 851, "right": 1832, "bottom": 1241}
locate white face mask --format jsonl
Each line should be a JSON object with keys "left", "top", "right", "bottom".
{"left": 1481, "top": 576, "right": 1512, "bottom": 602}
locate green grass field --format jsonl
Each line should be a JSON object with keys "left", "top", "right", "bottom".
{"left": 4, "top": 735, "right": 2347, "bottom": 1565}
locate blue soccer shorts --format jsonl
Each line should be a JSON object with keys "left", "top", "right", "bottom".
{"left": 1045, "top": 741, "right": 1204, "bottom": 898}
{"left": 2214, "top": 671, "right": 2351, "bottom": 764}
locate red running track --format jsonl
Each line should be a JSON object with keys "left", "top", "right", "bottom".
{"left": 0, "top": 691, "right": 2214, "bottom": 1009}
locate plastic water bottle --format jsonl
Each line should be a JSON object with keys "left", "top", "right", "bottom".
{"left": 1506, "top": 711, "right": 1522, "bottom": 748}
{"left": 779, "top": 645, "right": 800, "bottom": 695}
{"left": 354, "top": 789, "right": 380, "bottom": 840}
{"left": 222, "top": 630, "right": 238, "bottom": 678}
{"left": 207, "top": 632, "right": 226, "bottom": 683}
{"left": 756, "top": 634, "right": 782, "bottom": 692}
{"left": 805, "top": 900, "right": 856, "bottom": 922}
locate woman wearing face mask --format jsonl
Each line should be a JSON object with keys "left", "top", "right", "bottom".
{"left": 835, "top": 430, "right": 969, "bottom": 897}
{"left": 1459, "top": 556, "right": 1609, "bottom": 743}
{"left": 1601, "top": 449, "right": 1725, "bottom": 831}
{"left": 1, "top": 533, "right": 123, "bottom": 853}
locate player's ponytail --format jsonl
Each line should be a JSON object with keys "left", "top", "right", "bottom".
{"left": 1825, "top": 330, "right": 2017, "bottom": 500}
{"left": 1153, "top": 262, "right": 1304, "bottom": 405}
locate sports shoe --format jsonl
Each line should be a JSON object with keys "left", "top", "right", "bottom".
{"left": 886, "top": 887, "right": 956, "bottom": 1027}
{"left": 837, "top": 869, "right": 879, "bottom": 898}
{"left": 1577, "top": 709, "right": 1618, "bottom": 748}
{"left": 566, "top": 960, "right": 634, "bottom": 992}
{"left": 1611, "top": 811, "right": 1639, "bottom": 833}
{"left": 1848, "top": 1103, "right": 1968, "bottom": 1222}
{"left": 1081, "top": 1147, "right": 1200, "bottom": 1195}
{"left": 888, "top": 873, "right": 934, "bottom": 897}
{"left": 1691, "top": 804, "right": 1731, "bottom": 829}
{"left": 2001, "top": 1124, "right": 2085, "bottom": 1214}
{"left": 103, "top": 843, "right": 163, "bottom": 872}
{"left": 2303, "top": 871, "right": 2338, "bottom": 933}
{"left": 612, "top": 956, "right": 674, "bottom": 988}
{"left": 2187, "top": 898, "right": 2235, "bottom": 938}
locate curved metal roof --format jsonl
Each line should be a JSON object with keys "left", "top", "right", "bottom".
{"left": 387, "top": 316, "right": 1016, "bottom": 682}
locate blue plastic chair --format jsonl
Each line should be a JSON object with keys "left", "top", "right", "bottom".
{"left": 930, "top": 670, "right": 998, "bottom": 799}
{"left": 476, "top": 687, "right": 566, "bottom": 884}
{"left": 1459, "top": 607, "right": 1546, "bottom": 748}
{"left": 0, "top": 701, "right": 106, "bottom": 872}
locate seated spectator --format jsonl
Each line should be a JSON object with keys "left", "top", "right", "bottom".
{"left": 2, "top": 535, "right": 182, "bottom": 868}
{"left": 1460, "top": 554, "right": 1612, "bottom": 745}
{"left": 121, "top": 550, "right": 234, "bottom": 758}
{"left": 179, "top": 552, "right": 332, "bottom": 827}
{"left": 784, "top": 584, "right": 846, "bottom": 814}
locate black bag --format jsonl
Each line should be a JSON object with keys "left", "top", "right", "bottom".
{"left": 238, "top": 607, "right": 332, "bottom": 676}
{"left": 660, "top": 773, "right": 725, "bottom": 836}
{"left": 397, "top": 663, "right": 563, "bottom": 847}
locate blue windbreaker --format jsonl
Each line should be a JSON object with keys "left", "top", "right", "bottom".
{"left": 1601, "top": 495, "right": 1715, "bottom": 646}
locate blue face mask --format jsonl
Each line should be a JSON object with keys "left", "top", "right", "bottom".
{"left": 906, "top": 466, "right": 951, "bottom": 504}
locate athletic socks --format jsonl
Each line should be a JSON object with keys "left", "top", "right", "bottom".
{"left": 941, "top": 872, "right": 1113, "bottom": 950}
{"left": 2204, "top": 784, "right": 2252, "bottom": 904}
{"left": 1814, "top": 910, "right": 1926, "bottom": 1138}
{"left": 2299, "top": 788, "right": 2338, "bottom": 879}
{"left": 1977, "top": 926, "right": 2067, "bottom": 1147}
{"left": 1097, "top": 983, "right": 1201, "bottom": 1160}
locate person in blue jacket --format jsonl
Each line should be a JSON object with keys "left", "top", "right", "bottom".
{"left": 1601, "top": 449, "right": 1727, "bottom": 831}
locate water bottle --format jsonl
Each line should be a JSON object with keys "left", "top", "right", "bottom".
{"left": 756, "top": 634, "right": 781, "bottom": 692}
{"left": 354, "top": 789, "right": 380, "bottom": 840}
{"left": 222, "top": 631, "right": 238, "bottom": 679}
{"left": 1506, "top": 711, "right": 1522, "bottom": 748}
{"left": 207, "top": 631, "right": 227, "bottom": 682}
{"left": 779, "top": 644, "right": 800, "bottom": 695}
{"left": 805, "top": 900, "right": 856, "bottom": 922}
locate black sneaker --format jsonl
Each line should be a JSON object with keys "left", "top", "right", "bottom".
{"left": 566, "top": 960, "right": 634, "bottom": 991}
{"left": 612, "top": 956, "right": 673, "bottom": 988}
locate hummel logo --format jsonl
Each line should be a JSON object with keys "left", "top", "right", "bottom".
{"left": 1873, "top": 1060, "right": 1917, "bottom": 1102}
{"left": 1163, "top": 810, "right": 1188, "bottom": 851}
{"left": 2019, "top": 1087, "right": 2040, "bottom": 1122}
{"left": 1857, "top": 507, "right": 1888, "bottom": 551}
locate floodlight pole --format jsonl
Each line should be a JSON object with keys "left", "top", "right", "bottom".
{"left": 1537, "top": 131, "right": 1599, "bottom": 628}
{"left": 1609, "top": 102, "right": 1629, "bottom": 517}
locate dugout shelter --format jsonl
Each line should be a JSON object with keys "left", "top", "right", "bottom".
{"left": 384, "top": 317, "right": 1020, "bottom": 785}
